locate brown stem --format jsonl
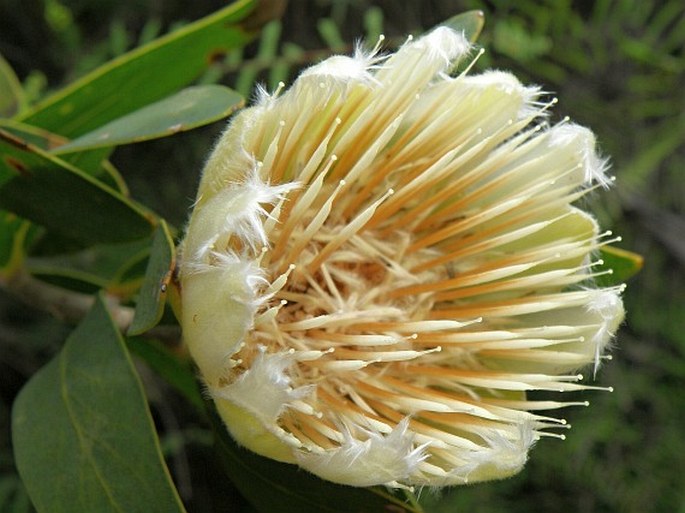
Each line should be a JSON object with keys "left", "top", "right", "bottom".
{"left": 1, "top": 271, "right": 180, "bottom": 344}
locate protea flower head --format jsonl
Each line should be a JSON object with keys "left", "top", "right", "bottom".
{"left": 180, "top": 25, "right": 624, "bottom": 488}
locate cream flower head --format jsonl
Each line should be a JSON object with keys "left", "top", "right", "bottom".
{"left": 180, "top": 26, "right": 624, "bottom": 488}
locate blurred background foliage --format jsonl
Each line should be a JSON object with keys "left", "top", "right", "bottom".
{"left": 1, "top": 0, "right": 683, "bottom": 512}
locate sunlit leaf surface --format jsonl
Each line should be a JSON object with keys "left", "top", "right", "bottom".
{"left": 55, "top": 86, "right": 243, "bottom": 153}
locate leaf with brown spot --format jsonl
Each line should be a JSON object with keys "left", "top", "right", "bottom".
{"left": 0, "top": 128, "right": 155, "bottom": 245}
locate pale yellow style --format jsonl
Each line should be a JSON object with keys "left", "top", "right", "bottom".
{"left": 181, "top": 26, "right": 624, "bottom": 488}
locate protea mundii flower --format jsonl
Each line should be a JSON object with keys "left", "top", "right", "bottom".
{"left": 180, "top": 25, "right": 624, "bottom": 488}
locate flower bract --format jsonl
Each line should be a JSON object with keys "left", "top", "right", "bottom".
{"left": 180, "top": 26, "right": 624, "bottom": 488}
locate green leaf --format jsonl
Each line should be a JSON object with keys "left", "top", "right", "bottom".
{"left": 55, "top": 86, "right": 244, "bottom": 153}
{"left": 209, "top": 405, "right": 421, "bottom": 513}
{"left": 15, "top": 0, "right": 274, "bottom": 138}
{"left": 0, "top": 129, "right": 155, "bottom": 245}
{"left": 0, "top": 118, "right": 66, "bottom": 150}
{"left": 363, "top": 6, "right": 384, "bottom": 43}
{"left": 26, "top": 237, "right": 153, "bottom": 294}
{"left": 0, "top": 211, "right": 32, "bottom": 277}
{"left": 0, "top": 473, "right": 31, "bottom": 513}
{"left": 0, "top": 119, "right": 125, "bottom": 191}
{"left": 437, "top": 10, "right": 485, "bottom": 43}
{"left": 492, "top": 18, "right": 552, "bottom": 62}
{"left": 0, "top": 52, "right": 25, "bottom": 117}
{"left": 129, "top": 221, "right": 175, "bottom": 335}
{"left": 596, "top": 245, "right": 644, "bottom": 287}
{"left": 127, "top": 337, "right": 203, "bottom": 412}
{"left": 11, "top": 295, "right": 187, "bottom": 513}
{"left": 60, "top": 149, "right": 128, "bottom": 194}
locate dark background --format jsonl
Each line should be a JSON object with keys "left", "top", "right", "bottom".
{"left": 1, "top": 1, "right": 683, "bottom": 511}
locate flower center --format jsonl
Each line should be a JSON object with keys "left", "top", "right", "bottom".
{"left": 222, "top": 190, "right": 456, "bottom": 436}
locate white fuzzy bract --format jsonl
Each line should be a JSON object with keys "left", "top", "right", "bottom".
{"left": 180, "top": 25, "right": 624, "bottom": 488}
